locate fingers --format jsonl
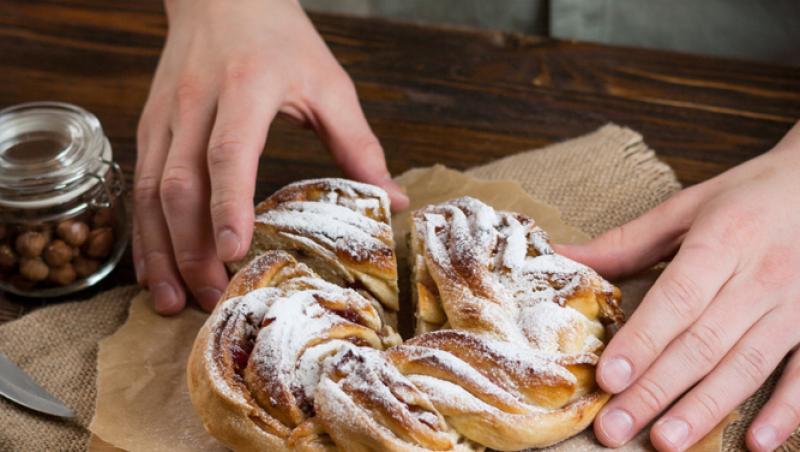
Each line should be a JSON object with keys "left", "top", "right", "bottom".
{"left": 594, "top": 275, "right": 769, "bottom": 446}
{"left": 133, "top": 122, "right": 148, "bottom": 287}
{"left": 556, "top": 188, "right": 703, "bottom": 280}
{"left": 134, "top": 118, "right": 186, "bottom": 314}
{"left": 160, "top": 89, "right": 229, "bottom": 312}
{"left": 132, "top": 219, "right": 145, "bottom": 285}
{"left": 310, "top": 70, "right": 409, "bottom": 211}
{"left": 596, "top": 233, "right": 738, "bottom": 395}
{"left": 207, "top": 72, "right": 282, "bottom": 262}
{"left": 650, "top": 308, "right": 798, "bottom": 451}
{"left": 747, "top": 348, "right": 800, "bottom": 451}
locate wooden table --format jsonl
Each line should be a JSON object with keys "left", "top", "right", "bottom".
{"left": 1, "top": 0, "right": 799, "bottom": 320}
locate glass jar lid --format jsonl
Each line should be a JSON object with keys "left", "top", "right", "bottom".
{"left": 0, "top": 102, "right": 112, "bottom": 209}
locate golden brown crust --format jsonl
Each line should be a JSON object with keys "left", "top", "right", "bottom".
{"left": 189, "top": 187, "right": 623, "bottom": 451}
{"left": 405, "top": 197, "right": 624, "bottom": 449}
{"left": 239, "top": 178, "right": 400, "bottom": 314}
{"left": 189, "top": 251, "right": 457, "bottom": 452}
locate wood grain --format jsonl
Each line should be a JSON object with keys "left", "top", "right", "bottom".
{"left": 0, "top": 0, "right": 798, "bottom": 317}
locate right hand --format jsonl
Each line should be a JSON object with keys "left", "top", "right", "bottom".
{"left": 134, "top": 0, "right": 408, "bottom": 315}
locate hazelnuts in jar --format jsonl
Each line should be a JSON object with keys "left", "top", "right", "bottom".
{"left": 44, "top": 240, "right": 73, "bottom": 267}
{"left": 0, "top": 244, "right": 17, "bottom": 271}
{"left": 16, "top": 231, "right": 47, "bottom": 258}
{"left": 0, "top": 101, "right": 127, "bottom": 295}
{"left": 57, "top": 220, "right": 89, "bottom": 247}
{"left": 19, "top": 257, "right": 49, "bottom": 282}
{"left": 86, "top": 228, "right": 114, "bottom": 258}
{"left": 0, "top": 206, "right": 120, "bottom": 291}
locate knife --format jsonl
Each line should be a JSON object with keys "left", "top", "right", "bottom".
{"left": 0, "top": 352, "right": 74, "bottom": 418}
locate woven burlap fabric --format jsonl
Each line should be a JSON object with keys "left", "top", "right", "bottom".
{"left": 0, "top": 123, "right": 795, "bottom": 450}
{"left": 467, "top": 124, "right": 682, "bottom": 237}
{"left": 0, "top": 286, "right": 138, "bottom": 451}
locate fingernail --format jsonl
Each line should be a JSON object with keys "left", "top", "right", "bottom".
{"left": 152, "top": 282, "right": 179, "bottom": 313}
{"left": 197, "top": 287, "right": 223, "bottom": 310}
{"left": 216, "top": 227, "right": 241, "bottom": 261}
{"left": 135, "top": 259, "right": 145, "bottom": 285}
{"left": 753, "top": 425, "right": 777, "bottom": 451}
{"left": 601, "top": 356, "right": 633, "bottom": 392}
{"left": 599, "top": 408, "right": 634, "bottom": 445}
{"left": 656, "top": 418, "right": 690, "bottom": 449}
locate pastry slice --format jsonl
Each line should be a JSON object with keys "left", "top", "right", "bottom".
{"left": 233, "top": 178, "right": 400, "bottom": 336}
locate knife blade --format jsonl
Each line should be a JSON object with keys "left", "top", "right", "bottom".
{"left": 0, "top": 352, "right": 74, "bottom": 418}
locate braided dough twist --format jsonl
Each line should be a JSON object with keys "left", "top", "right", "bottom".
{"left": 188, "top": 180, "right": 624, "bottom": 451}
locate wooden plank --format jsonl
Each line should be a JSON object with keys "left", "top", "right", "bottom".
{"left": 0, "top": 0, "right": 798, "bottom": 316}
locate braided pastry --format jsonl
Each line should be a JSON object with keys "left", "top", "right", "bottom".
{"left": 230, "top": 178, "right": 400, "bottom": 340}
{"left": 188, "top": 181, "right": 624, "bottom": 451}
{"left": 403, "top": 197, "right": 623, "bottom": 449}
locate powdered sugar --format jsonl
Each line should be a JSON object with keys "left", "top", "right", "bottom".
{"left": 258, "top": 208, "right": 389, "bottom": 262}
{"left": 247, "top": 290, "right": 343, "bottom": 410}
{"left": 408, "top": 197, "right": 614, "bottom": 411}
{"left": 408, "top": 375, "right": 492, "bottom": 414}
{"left": 354, "top": 197, "right": 380, "bottom": 211}
{"left": 200, "top": 192, "right": 618, "bottom": 450}
{"left": 319, "top": 345, "right": 448, "bottom": 436}
{"left": 388, "top": 344, "right": 529, "bottom": 412}
{"left": 206, "top": 274, "right": 385, "bottom": 418}
{"left": 522, "top": 254, "right": 589, "bottom": 276}
{"left": 500, "top": 215, "right": 528, "bottom": 270}
{"left": 283, "top": 177, "right": 391, "bottom": 219}
{"left": 254, "top": 178, "right": 394, "bottom": 266}
{"left": 296, "top": 340, "right": 354, "bottom": 402}
{"left": 517, "top": 299, "right": 588, "bottom": 354}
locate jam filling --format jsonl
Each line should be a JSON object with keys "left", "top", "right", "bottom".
{"left": 231, "top": 340, "right": 254, "bottom": 374}
{"left": 336, "top": 308, "right": 362, "bottom": 325}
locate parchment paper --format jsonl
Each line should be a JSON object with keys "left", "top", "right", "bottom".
{"left": 88, "top": 166, "right": 722, "bottom": 451}
{"left": 88, "top": 290, "right": 226, "bottom": 452}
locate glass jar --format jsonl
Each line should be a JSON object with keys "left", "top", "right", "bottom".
{"left": 0, "top": 102, "right": 129, "bottom": 297}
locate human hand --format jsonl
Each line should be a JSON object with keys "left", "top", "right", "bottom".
{"left": 133, "top": 0, "right": 408, "bottom": 315}
{"left": 558, "top": 122, "right": 800, "bottom": 451}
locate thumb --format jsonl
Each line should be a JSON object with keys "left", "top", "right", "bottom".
{"left": 554, "top": 190, "right": 700, "bottom": 279}
{"left": 311, "top": 71, "right": 409, "bottom": 211}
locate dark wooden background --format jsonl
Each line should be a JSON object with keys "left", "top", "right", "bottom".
{"left": 0, "top": 0, "right": 799, "bottom": 317}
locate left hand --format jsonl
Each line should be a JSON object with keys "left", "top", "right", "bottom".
{"left": 558, "top": 121, "right": 800, "bottom": 451}
{"left": 133, "top": 0, "right": 408, "bottom": 315}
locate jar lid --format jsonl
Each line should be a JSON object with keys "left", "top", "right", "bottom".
{"left": 0, "top": 102, "right": 112, "bottom": 209}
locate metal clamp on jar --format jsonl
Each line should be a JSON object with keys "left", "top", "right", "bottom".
{"left": 0, "top": 102, "right": 130, "bottom": 297}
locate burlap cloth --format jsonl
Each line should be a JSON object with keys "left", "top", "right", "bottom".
{"left": 0, "top": 124, "right": 796, "bottom": 451}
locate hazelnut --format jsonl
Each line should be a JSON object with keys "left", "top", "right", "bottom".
{"left": 44, "top": 240, "right": 73, "bottom": 267}
{"left": 85, "top": 228, "right": 114, "bottom": 258}
{"left": 0, "top": 244, "right": 16, "bottom": 271}
{"left": 38, "top": 224, "right": 53, "bottom": 243}
{"left": 57, "top": 220, "right": 89, "bottom": 247}
{"left": 92, "top": 208, "right": 114, "bottom": 228}
{"left": 15, "top": 231, "right": 47, "bottom": 258}
{"left": 19, "top": 257, "right": 49, "bottom": 282}
{"left": 73, "top": 256, "right": 100, "bottom": 278}
{"left": 48, "top": 263, "right": 77, "bottom": 286}
{"left": 0, "top": 224, "right": 6, "bottom": 240}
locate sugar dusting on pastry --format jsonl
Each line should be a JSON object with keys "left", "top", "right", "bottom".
{"left": 256, "top": 201, "right": 392, "bottom": 263}
{"left": 190, "top": 188, "right": 623, "bottom": 452}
